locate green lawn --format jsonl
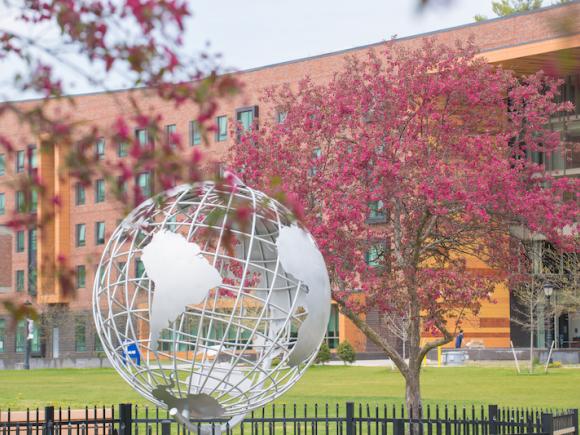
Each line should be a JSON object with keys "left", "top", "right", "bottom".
{"left": 1, "top": 366, "right": 579, "bottom": 411}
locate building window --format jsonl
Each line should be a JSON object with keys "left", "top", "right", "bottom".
{"left": 165, "top": 124, "right": 177, "bottom": 148}
{"left": 326, "top": 304, "right": 340, "bottom": 349}
{"left": 137, "top": 172, "right": 151, "bottom": 198}
{"left": 117, "top": 261, "right": 127, "bottom": 280}
{"left": 76, "top": 265, "right": 86, "bottom": 289}
{"left": 16, "top": 190, "right": 25, "bottom": 213}
{"left": 28, "top": 146, "right": 38, "bottom": 170}
{"left": 216, "top": 116, "right": 228, "bottom": 142}
{"left": 365, "top": 245, "right": 382, "bottom": 267}
{"left": 236, "top": 106, "right": 258, "bottom": 134}
{"left": 15, "top": 270, "right": 24, "bottom": 291}
{"left": 95, "top": 335, "right": 103, "bottom": 352}
{"left": 0, "top": 193, "right": 4, "bottom": 215}
{"left": 16, "top": 150, "right": 25, "bottom": 173}
{"left": 96, "top": 138, "right": 105, "bottom": 160}
{"left": 75, "top": 183, "right": 86, "bottom": 205}
{"left": 95, "top": 179, "right": 105, "bottom": 203}
{"left": 117, "top": 176, "right": 128, "bottom": 196}
{"left": 95, "top": 221, "right": 105, "bottom": 245}
{"left": 15, "top": 320, "right": 40, "bottom": 353}
{"left": 30, "top": 189, "right": 38, "bottom": 213}
{"left": 75, "top": 318, "right": 87, "bottom": 352}
{"left": 136, "top": 129, "right": 149, "bottom": 148}
{"left": 0, "top": 154, "right": 5, "bottom": 175}
{"left": 0, "top": 319, "right": 5, "bottom": 353}
{"left": 190, "top": 121, "right": 201, "bottom": 146}
{"left": 309, "top": 147, "right": 322, "bottom": 176}
{"left": 76, "top": 223, "right": 86, "bottom": 247}
{"left": 277, "top": 111, "right": 288, "bottom": 124}
{"left": 368, "top": 200, "right": 386, "bottom": 222}
{"left": 118, "top": 142, "right": 129, "bottom": 157}
{"left": 135, "top": 258, "right": 145, "bottom": 278}
{"left": 16, "top": 230, "right": 25, "bottom": 252}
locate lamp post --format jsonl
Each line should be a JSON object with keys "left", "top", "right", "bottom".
{"left": 543, "top": 283, "right": 554, "bottom": 349}
{"left": 23, "top": 300, "right": 33, "bottom": 370}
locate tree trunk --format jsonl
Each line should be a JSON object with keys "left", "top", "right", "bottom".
{"left": 405, "top": 366, "right": 422, "bottom": 417}
{"left": 529, "top": 299, "right": 534, "bottom": 374}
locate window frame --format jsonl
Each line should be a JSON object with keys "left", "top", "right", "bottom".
{"left": 0, "top": 192, "right": 5, "bottom": 215}
{"left": 15, "top": 270, "right": 25, "bottom": 291}
{"left": 76, "top": 265, "right": 86, "bottom": 289}
{"left": 190, "top": 121, "right": 201, "bottom": 146}
{"left": 75, "top": 318, "right": 87, "bottom": 352}
{"left": 76, "top": 223, "right": 86, "bottom": 247}
{"left": 75, "top": 183, "right": 86, "bottom": 206}
{"left": 95, "top": 179, "right": 105, "bottom": 203}
{"left": 96, "top": 138, "right": 106, "bottom": 160}
{"left": 235, "top": 106, "right": 259, "bottom": 136}
{"left": 216, "top": 116, "right": 228, "bottom": 142}
{"left": 165, "top": 124, "right": 177, "bottom": 148}
{"left": 15, "top": 230, "right": 25, "bottom": 252}
{"left": 95, "top": 221, "right": 105, "bottom": 245}
{"left": 16, "top": 150, "right": 25, "bottom": 173}
{"left": 0, "top": 154, "right": 5, "bottom": 176}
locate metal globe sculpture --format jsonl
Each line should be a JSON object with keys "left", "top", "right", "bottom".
{"left": 93, "top": 180, "right": 331, "bottom": 427}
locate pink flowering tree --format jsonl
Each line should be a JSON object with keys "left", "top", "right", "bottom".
{"left": 0, "top": 1, "right": 238, "bottom": 318}
{"left": 231, "top": 41, "right": 579, "bottom": 412}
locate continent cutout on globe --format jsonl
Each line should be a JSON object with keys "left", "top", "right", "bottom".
{"left": 276, "top": 224, "right": 331, "bottom": 366}
{"left": 142, "top": 230, "right": 223, "bottom": 351}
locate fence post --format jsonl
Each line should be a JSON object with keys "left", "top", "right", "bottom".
{"left": 161, "top": 420, "right": 171, "bottom": 435}
{"left": 489, "top": 405, "right": 499, "bottom": 435}
{"left": 119, "top": 404, "right": 132, "bottom": 435}
{"left": 541, "top": 413, "right": 554, "bottom": 435}
{"left": 571, "top": 409, "right": 579, "bottom": 435}
{"left": 346, "top": 402, "right": 355, "bottom": 435}
{"left": 44, "top": 406, "right": 54, "bottom": 435}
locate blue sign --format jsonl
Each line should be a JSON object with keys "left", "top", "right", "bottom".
{"left": 122, "top": 340, "right": 141, "bottom": 366}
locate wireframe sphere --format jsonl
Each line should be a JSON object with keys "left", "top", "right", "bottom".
{"left": 93, "top": 180, "right": 331, "bottom": 421}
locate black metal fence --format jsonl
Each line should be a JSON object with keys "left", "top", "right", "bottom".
{"left": 0, "top": 403, "right": 577, "bottom": 435}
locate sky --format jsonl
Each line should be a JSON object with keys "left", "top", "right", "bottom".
{"left": 186, "top": 0, "right": 496, "bottom": 72}
{"left": 0, "top": 0, "right": 498, "bottom": 100}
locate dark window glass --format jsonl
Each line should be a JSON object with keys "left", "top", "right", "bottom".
{"left": 15, "top": 320, "right": 39, "bottom": 353}
{"left": 16, "top": 150, "right": 25, "bottom": 173}
{"left": 0, "top": 193, "right": 4, "bottom": 215}
{"left": 277, "top": 111, "right": 288, "bottom": 123}
{"left": 75, "top": 183, "right": 86, "bottom": 205}
{"left": 16, "top": 191, "right": 25, "bottom": 212}
{"left": 216, "top": 116, "right": 228, "bottom": 141}
{"left": 95, "top": 179, "right": 105, "bottom": 203}
{"left": 96, "top": 138, "right": 105, "bottom": 160}
{"left": 76, "top": 265, "right": 86, "bottom": 288}
{"left": 0, "top": 319, "right": 5, "bottom": 353}
{"left": 136, "top": 259, "right": 145, "bottom": 278}
{"left": 236, "top": 106, "right": 258, "bottom": 133}
{"left": 136, "top": 129, "right": 149, "bottom": 148}
{"left": 118, "top": 142, "right": 129, "bottom": 157}
{"left": 325, "top": 304, "right": 340, "bottom": 349}
{"left": 94, "top": 335, "right": 103, "bottom": 352}
{"left": 95, "top": 221, "right": 105, "bottom": 245}
{"left": 0, "top": 154, "right": 5, "bottom": 175}
{"left": 368, "top": 200, "right": 386, "bottom": 221}
{"left": 190, "top": 121, "right": 201, "bottom": 145}
{"left": 28, "top": 146, "right": 38, "bottom": 170}
{"left": 76, "top": 223, "right": 86, "bottom": 247}
{"left": 75, "top": 319, "right": 87, "bottom": 352}
{"left": 165, "top": 124, "right": 177, "bottom": 148}
{"left": 15, "top": 270, "right": 24, "bottom": 291}
{"left": 16, "top": 231, "right": 25, "bottom": 252}
{"left": 30, "top": 189, "right": 38, "bottom": 213}
{"left": 137, "top": 172, "right": 151, "bottom": 198}
{"left": 365, "top": 245, "right": 382, "bottom": 267}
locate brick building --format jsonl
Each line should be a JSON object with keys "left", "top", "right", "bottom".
{"left": 0, "top": 3, "right": 579, "bottom": 367}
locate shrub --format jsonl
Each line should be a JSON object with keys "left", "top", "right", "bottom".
{"left": 548, "top": 361, "right": 562, "bottom": 369}
{"left": 337, "top": 341, "right": 356, "bottom": 365}
{"left": 316, "top": 342, "right": 331, "bottom": 364}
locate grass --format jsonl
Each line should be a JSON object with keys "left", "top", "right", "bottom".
{"left": 0, "top": 365, "right": 579, "bottom": 411}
